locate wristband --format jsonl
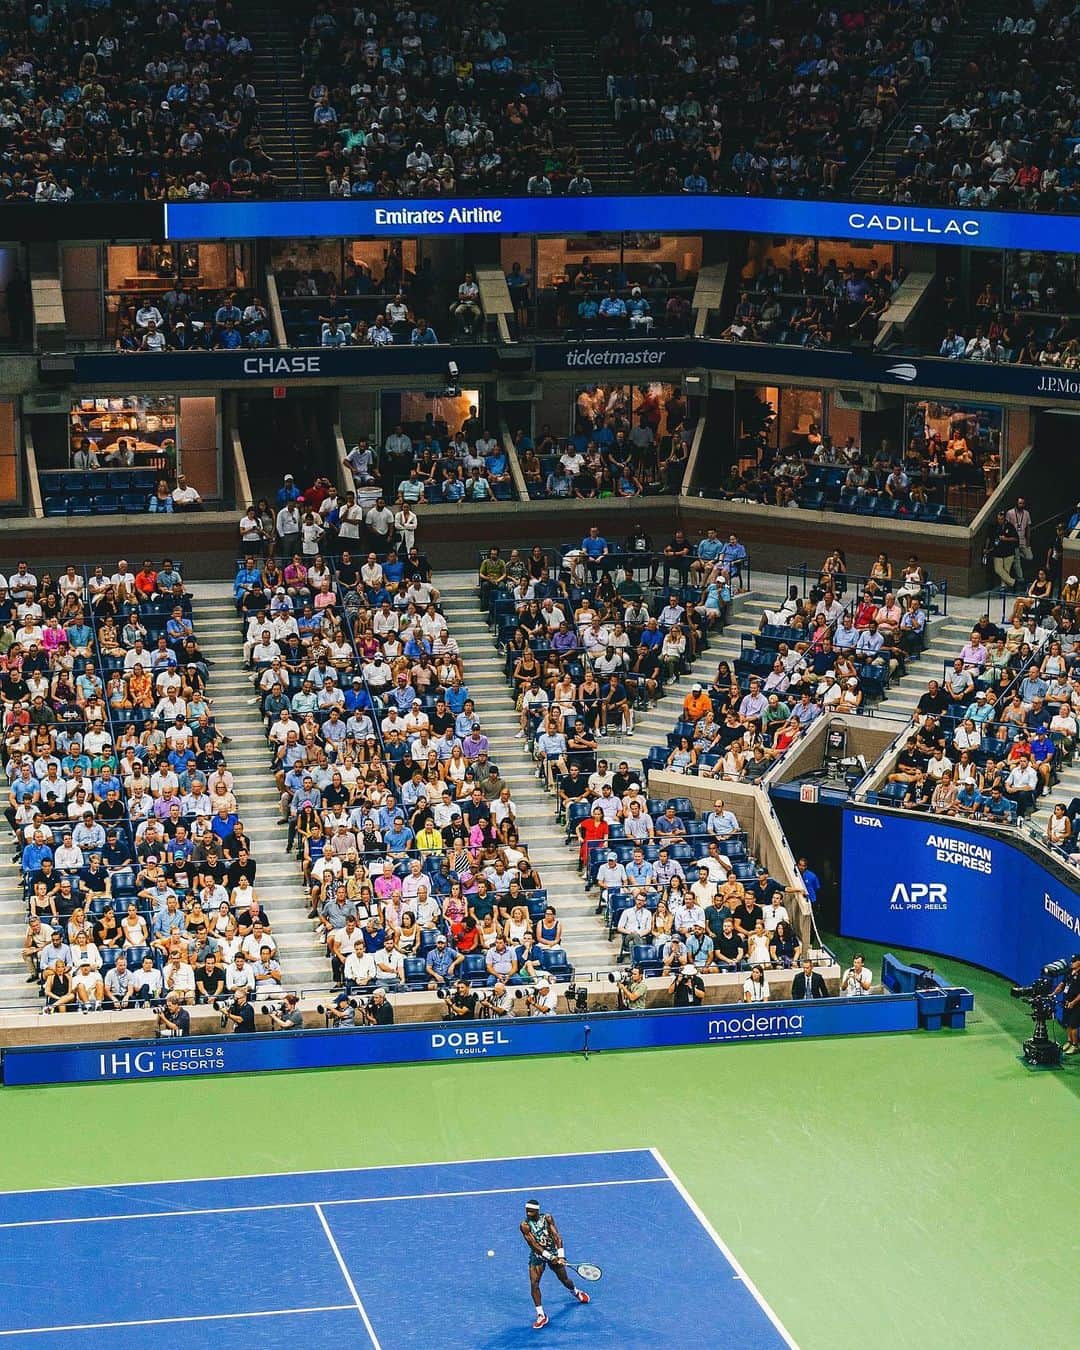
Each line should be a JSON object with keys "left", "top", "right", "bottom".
{"left": 557, "top": 1247, "right": 565, "bottom": 1259}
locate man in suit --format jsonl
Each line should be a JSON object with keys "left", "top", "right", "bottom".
{"left": 790, "top": 958, "right": 829, "bottom": 1000}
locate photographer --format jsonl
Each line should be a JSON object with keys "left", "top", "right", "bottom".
{"left": 364, "top": 988, "right": 395, "bottom": 1026}
{"left": 323, "top": 993, "right": 364, "bottom": 1028}
{"left": 840, "top": 953, "right": 872, "bottom": 996}
{"left": 616, "top": 965, "right": 648, "bottom": 1010}
{"left": 266, "top": 992, "right": 304, "bottom": 1031}
{"left": 155, "top": 990, "right": 190, "bottom": 1037}
{"left": 670, "top": 965, "right": 705, "bottom": 1007}
{"left": 485, "top": 981, "right": 516, "bottom": 1017}
{"left": 222, "top": 986, "right": 256, "bottom": 1033}
{"left": 524, "top": 975, "right": 558, "bottom": 1016}
{"left": 1053, "top": 954, "right": 1080, "bottom": 1055}
{"left": 446, "top": 978, "right": 478, "bottom": 1020}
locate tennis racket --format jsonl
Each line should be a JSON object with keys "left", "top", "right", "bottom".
{"left": 564, "top": 1260, "right": 603, "bottom": 1281}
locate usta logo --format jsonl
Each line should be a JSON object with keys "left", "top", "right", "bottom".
{"left": 854, "top": 814, "right": 882, "bottom": 827}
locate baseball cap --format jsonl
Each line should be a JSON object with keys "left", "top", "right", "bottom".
{"left": 606, "top": 851, "right": 617, "bottom": 861}
{"left": 691, "top": 683, "right": 702, "bottom": 692}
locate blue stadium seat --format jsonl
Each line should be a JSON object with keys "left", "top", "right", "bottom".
{"left": 538, "top": 947, "right": 573, "bottom": 982}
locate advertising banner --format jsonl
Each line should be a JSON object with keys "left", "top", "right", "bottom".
{"left": 840, "top": 807, "right": 1080, "bottom": 981}
{"left": 72, "top": 337, "right": 1080, "bottom": 405}
{"left": 2, "top": 996, "right": 919, "bottom": 1087}
{"left": 164, "top": 196, "right": 1080, "bottom": 254}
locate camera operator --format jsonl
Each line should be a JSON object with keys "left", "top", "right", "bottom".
{"left": 323, "top": 993, "right": 364, "bottom": 1027}
{"left": 1054, "top": 954, "right": 1080, "bottom": 1055}
{"left": 486, "top": 981, "right": 516, "bottom": 1017}
{"left": 155, "top": 990, "right": 190, "bottom": 1037}
{"left": 265, "top": 991, "right": 304, "bottom": 1031}
{"left": 524, "top": 975, "right": 559, "bottom": 1016}
{"left": 364, "top": 988, "right": 395, "bottom": 1025}
{"left": 840, "top": 953, "right": 872, "bottom": 996}
{"left": 222, "top": 986, "right": 256, "bottom": 1033}
{"left": 616, "top": 965, "right": 648, "bottom": 1010}
{"left": 445, "top": 978, "right": 478, "bottom": 1020}
{"left": 670, "top": 964, "right": 705, "bottom": 1007}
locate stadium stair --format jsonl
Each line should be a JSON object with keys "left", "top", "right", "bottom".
{"left": 0, "top": 851, "right": 35, "bottom": 1011}
{"left": 851, "top": 0, "right": 1008, "bottom": 201}
{"left": 536, "top": 3, "right": 635, "bottom": 191}
{"left": 438, "top": 573, "right": 761, "bottom": 964}
{"left": 865, "top": 614, "right": 978, "bottom": 723}
{"left": 237, "top": 0, "right": 324, "bottom": 197}
{"left": 190, "top": 585, "right": 331, "bottom": 990}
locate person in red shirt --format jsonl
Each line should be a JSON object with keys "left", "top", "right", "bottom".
{"left": 576, "top": 805, "right": 609, "bottom": 872}
{"left": 134, "top": 561, "right": 158, "bottom": 600}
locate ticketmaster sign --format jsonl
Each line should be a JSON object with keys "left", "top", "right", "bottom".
{"left": 2, "top": 997, "right": 919, "bottom": 1086}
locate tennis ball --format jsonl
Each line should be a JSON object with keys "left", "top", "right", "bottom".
{"left": 487, "top": 1249, "right": 495, "bottom": 1257}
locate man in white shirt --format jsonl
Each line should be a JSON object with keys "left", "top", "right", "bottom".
{"left": 617, "top": 892, "right": 654, "bottom": 953}
{"left": 595, "top": 852, "right": 627, "bottom": 895}
{"left": 527, "top": 976, "right": 559, "bottom": 1015}
{"left": 226, "top": 953, "right": 257, "bottom": 993}
{"left": 171, "top": 474, "right": 202, "bottom": 509}
{"left": 163, "top": 955, "right": 196, "bottom": 1003}
{"left": 344, "top": 942, "right": 377, "bottom": 988}
{"left": 841, "top": 954, "right": 872, "bottom": 996}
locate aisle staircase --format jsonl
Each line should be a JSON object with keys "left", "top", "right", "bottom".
{"left": 533, "top": 2, "right": 634, "bottom": 191}
{"left": 850, "top": 0, "right": 1007, "bottom": 201}
{"left": 190, "top": 585, "right": 329, "bottom": 990}
{"left": 0, "top": 849, "right": 33, "bottom": 1010}
{"left": 437, "top": 574, "right": 762, "bottom": 966}
{"left": 237, "top": 0, "right": 323, "bottom": 196}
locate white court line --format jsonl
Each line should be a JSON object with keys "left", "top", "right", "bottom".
{"left": 0, "top": 1146, "right": 650, "bottom": 1200}
{"left": 0, "top": 1176, "right": 668, "bottom": 1231}
{"left": 649, "top": 1148, "right": 800, "bottom": 1350}
{"left": 0, "top": 1305, "right": 355, "bottom": 1339}
{"left": 315, "top": 1204, "right": 382, "bottom": 1349}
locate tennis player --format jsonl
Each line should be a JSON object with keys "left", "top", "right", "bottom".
{"left": 520, "top": 1198, "right": 590, "bottom": 1329}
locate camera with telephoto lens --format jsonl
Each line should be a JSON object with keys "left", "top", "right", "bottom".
{"left": 212, "top": 996, "right": 237, "bottom": 1027}
{"left": 260, "top": 1001, "right": 283, "bottom": 1016}
{"left": 608, "top": 969, "right": 636, "bottom": 1008}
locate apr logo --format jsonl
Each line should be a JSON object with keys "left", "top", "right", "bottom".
{"left": 890, "top": 882, "right": 947, "bottom": 911}
{"left": 886, "top": 362, "right": 918, "bottom": 383}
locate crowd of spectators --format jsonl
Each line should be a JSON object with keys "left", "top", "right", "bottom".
{"left": 522, "top": 387, "right": 692, "bottom": 500}
{"left": 596, "top": 0, "right": 961, "bottom": 196}
{"left": 935, "top": 265, "right": 1080, "bottom": 367}
{"left": 708, "top": 422, "right": 978, "bottom": 523}
{"left": 6, "top": 0, "right": 275, "bottom": 205}
{"left": 479, "top": 537, "right": 834, "bottom": 999}
{"left": 478, "top": 531, "right": 748, "bottom": 784}
{"left": 297, "top": 0, "right": 584, "bottom": 197}
{"left": 115, "top": 285, "right": 273, "bottom": 352}
{"left": 242, "top": 513, "right": 575, "bottom": 1009}
{"left": 885, "top": 2, "right": 1080, "bottom": 212}
{"left": 719, "top": 256, "right": 903, "bottom": 349}
{"left": 634, "top": 546, "right": 932, "bottom": 788}
{"left": 7, "top": 556, "right": 282, "bottom": 1022}
{"left": 873, "top": 515, "right": 1080, "bottom": 848}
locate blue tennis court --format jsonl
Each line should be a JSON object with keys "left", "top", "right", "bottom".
{"left": 0, "top": 1149, "right": 796, "bottom": 1348}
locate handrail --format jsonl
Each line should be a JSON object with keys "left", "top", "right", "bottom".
{"left": 265, "top": 270, "right": 288, "bottom": 349}
{"left": 332, "top": 421, "right": 351, "bottom": 498}
{"left": 497, "top": 418, "right": 529, "bottom": 502}
{"left": 23, "top": 424, "right": 42, "bottom": 519}
{"left": 229, "top": 425, "right": 253, "bottom": 510}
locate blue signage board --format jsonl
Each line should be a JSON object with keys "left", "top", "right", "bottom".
{"left": 70, "top": 343, "right": 496, "bottom": 386}
{"left": 840, "top": 807, "right": 1080, "bottom": 982}
{"left": 71, "top": 337, "right": 1080, "bottom": 403}
{"left": 2, "top": 996, "right": 919, "bottom": 1086}
{"left": 164, "top": 196, "right": 1080, "bottom": 252}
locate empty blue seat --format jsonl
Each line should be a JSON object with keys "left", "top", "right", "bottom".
{"left": 461, "top": 953, "right": 488, "bottom": 985}
{"left": 403, "top": 957, "right": 428, "bottom": 990}
{"left": 538, "top": 947, "right": 573, "bottom": 982}
{"left": 631, "top": 943, "right": 662, "bottom": 976}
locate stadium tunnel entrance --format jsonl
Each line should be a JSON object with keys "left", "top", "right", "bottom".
{"left": 233, "top": 387, "right": 340, "bottom": 507}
